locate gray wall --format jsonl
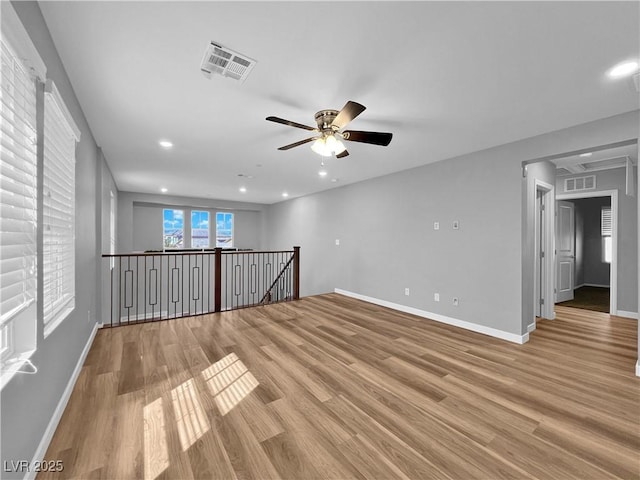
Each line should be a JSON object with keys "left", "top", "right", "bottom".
{"left": 98, "top": 150, "right": 118, "bottom": 326}
{"left": 265, "top": 111, "right": 639, "bottom": 338}
{"left": 573, "top": 197, "right": 612, "bottom": 288}
{"left": 1, "top": 2, "right": 104, "bottom": 476}
{"left": 117, "top": 192, "right": 266, "bottom": 253}
{"left": 100, "top": 150, "right": 118, "bottom": 255}
{"left": 522, "top": 160, "right": 556, "bottom": 327}
{"left": 557, "top": 167, "right": 637, "bottom": 313}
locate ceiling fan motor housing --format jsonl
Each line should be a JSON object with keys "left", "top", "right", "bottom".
{"left": 315, "top": 110, "right": 339, "bottom": 132}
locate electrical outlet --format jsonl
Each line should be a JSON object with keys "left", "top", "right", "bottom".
{"left": 335, "top": 239, "right": 340, "bottom": 246}
{"left": 434, "top": 222, "right": 440, "bottom": 230}
{"left": 452, "top": 297, "right": 459, "bottom": 306}
{"left": 434, "top": 293, "right": 440, "bottom": 302}
{"left": 404, "top": 288, "right": 410, "bottom": 296}
{"left": 453, "top": 220, "right": 460, "bottom": 230}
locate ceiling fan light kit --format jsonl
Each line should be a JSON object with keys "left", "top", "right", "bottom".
{"left": 266, "top": 101, "right": 393, "bottom": 159}
{"left": 311, "top": 134, "right": 346, "bottom": 157}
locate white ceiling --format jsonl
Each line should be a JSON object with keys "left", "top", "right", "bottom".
{"left": 39, "top": 1, "right": 639, "bottom": 204}
{"left": 552, "top": 143, "right": 637, "bottom": 175}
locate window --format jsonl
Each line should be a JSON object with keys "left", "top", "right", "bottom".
{"left": 110, "top": 191, "right": 116, "bottom": 254}
{"left": 601, "top": 206, "right": 612, "bottom": 264}
{"left": 163, "top": 209, "right": 184, "bottom": 248}
{"left": 191, "top": 210, "right": 210, "bottom": 248}
{"left": 0, "top": 38, "right": 38, "bottom": 362}
{"left": 42, "top": 80, "right": 79, "bottom": 335}
{"left": 216, "top": 212, "right": 233, "bottom": 247}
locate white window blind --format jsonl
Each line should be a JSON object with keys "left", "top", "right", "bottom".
{"left": 601, "top": 206, "right": 612, "bottom": 264}
{"left": 601, "top": 207, "right": 612, "bottom": 236}
{"left": 0, "top": 39, "right": 38, "bottom": 330}
{"left": 43, "top": 81, "right": 79, "bottom": 334}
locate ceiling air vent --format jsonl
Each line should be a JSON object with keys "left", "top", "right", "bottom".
{"left": 556, "top": 167, "right": 572, "bottom": 176}
{"left": 200, "top": 42, "right": 256, "bottom": 83}
{"left": 564, "top": 175, "right": 596, "bottom": 192}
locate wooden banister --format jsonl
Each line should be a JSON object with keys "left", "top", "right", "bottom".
{"left": 293, "top": 246, "right": 300, "bottom": 300}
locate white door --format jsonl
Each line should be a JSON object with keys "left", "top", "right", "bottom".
{"left": 556, "top": 200, "right": 575, "bottom": 303}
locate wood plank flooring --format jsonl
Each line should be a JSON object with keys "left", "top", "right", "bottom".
{"left": 557, "top": 286, "right": 610, "bottom": 313}
{"left": 40, "top": 294, "right": 639, "bottom": 479}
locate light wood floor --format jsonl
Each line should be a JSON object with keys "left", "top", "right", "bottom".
{"left": 41, "top": 294, "right": 639, "bottom": 480}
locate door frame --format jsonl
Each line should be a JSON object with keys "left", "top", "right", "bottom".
{"left": 556, "top": 189, "right": 618, "bottom": 315}
{"left": 534, "top": 179, "right": 555, "bottom": 324}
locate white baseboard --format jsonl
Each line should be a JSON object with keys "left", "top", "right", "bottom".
{"left": 581, "top": 283, "right": 611, "bottom": 288}
{"left": 636, "top": 360, "right": 640, "bottom": 377}
{"left": 527, "top": 322, "right": 536, "bottom": 333}
{"left": 334, "top": 289, "right": 529, "bottom": 344}
{"left": 26, "top": 321, "right": 99, "bottom": 480}
{"left": 615, "top": 310, "right": 638, "bottom": 320}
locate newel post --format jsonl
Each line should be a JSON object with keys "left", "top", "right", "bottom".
{"left": 293, "top": 246, "right": 300, "bottom": 300}
{"left": 214, "top": 247, "right": 222, "bottom": 312}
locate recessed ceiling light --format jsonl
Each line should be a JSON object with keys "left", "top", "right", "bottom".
{"left": 282, "top": 192, "right": 289, "bottom": 198}
{"left": 239, "top": 186, "right": 247, "bottom": 193}
{"left": 159, "top": 140, "right": 173, "bottom": 149}
{"left": 318, "top": 170, "right": 328, "bottom": 177}
{"left": 160, "top": 187, "right": 168, "bottom": 193}
{"left": 331, "top": 178, "right": 339, "bottom": 183}
{"left": 579, "top": 152, "right": 592, "bottom": 158}
{"left": 607, "top": 60, "right": 639, "bottom": 78}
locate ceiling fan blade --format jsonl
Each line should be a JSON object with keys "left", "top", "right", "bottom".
{"left": 331, "top": 101, "right": 366, "bottom": 129}
{"left": 266, "top": 116, "right": 317, "bottom": 131}
{"left": 277, "top": 137, "right": 316, "bottom": 150}
{"left": 336, "top": 150, "right": 349, "bottom": 159}
{"left": 342, "top": 130, "right": 393, "bottom": 146}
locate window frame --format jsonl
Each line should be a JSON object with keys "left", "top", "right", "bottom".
{"left": 163, "top": 208, "right": 185, "bottom": 249}
{"left": 42, "top": 79, "right": 80, "bottom": 337}
{"left": 191, "top": 210, "right": 210, "bottom": 248}
{"left": 0, "top": 1, "right": 46, "bottom": 388}
{"left": 215, "top": 212, "right": 234, "bottom": 248}
{"left": 601, "top": 206, "right": 612, "bottom": 264}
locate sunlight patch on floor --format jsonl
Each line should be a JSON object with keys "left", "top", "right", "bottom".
{"left": 202, "top": 353, "right": 259, "bottom": 415}
{"left": 171, "top": 378, "right": 209, "bottom": 451}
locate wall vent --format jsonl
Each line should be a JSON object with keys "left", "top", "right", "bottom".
{"left": 564, "top": 175, "right": 596, "bottom": 192}
{"left": 201, "top": 42, "right": 256, "bottom": 83}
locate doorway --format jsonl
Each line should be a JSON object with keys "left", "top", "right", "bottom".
{"left": 555, "top": 190, "right": 618, "bottom": 314}
{"left": 534, "top": 180, "right": 554, "bottom": 324}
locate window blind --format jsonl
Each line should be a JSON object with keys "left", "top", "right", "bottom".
{"left": 43, "top": 82, "right": 78, "bottom": 332}
{"left": 601, "top": 207, "right": 612, "bottom": 236}
{"left": 0, "top": 39, "right": 38, "bottom": 327}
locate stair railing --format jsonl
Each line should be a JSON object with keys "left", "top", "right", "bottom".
{"left": 101, "top": 246, "right": 300, "bottom": 327}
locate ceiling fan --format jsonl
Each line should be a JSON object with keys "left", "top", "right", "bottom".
{"left": 266, "top": 101, "right": 393, "bottom": 158}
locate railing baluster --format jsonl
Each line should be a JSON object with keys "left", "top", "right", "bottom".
{"left": 102, "top": 247, "right": 299, "bottom": 327}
